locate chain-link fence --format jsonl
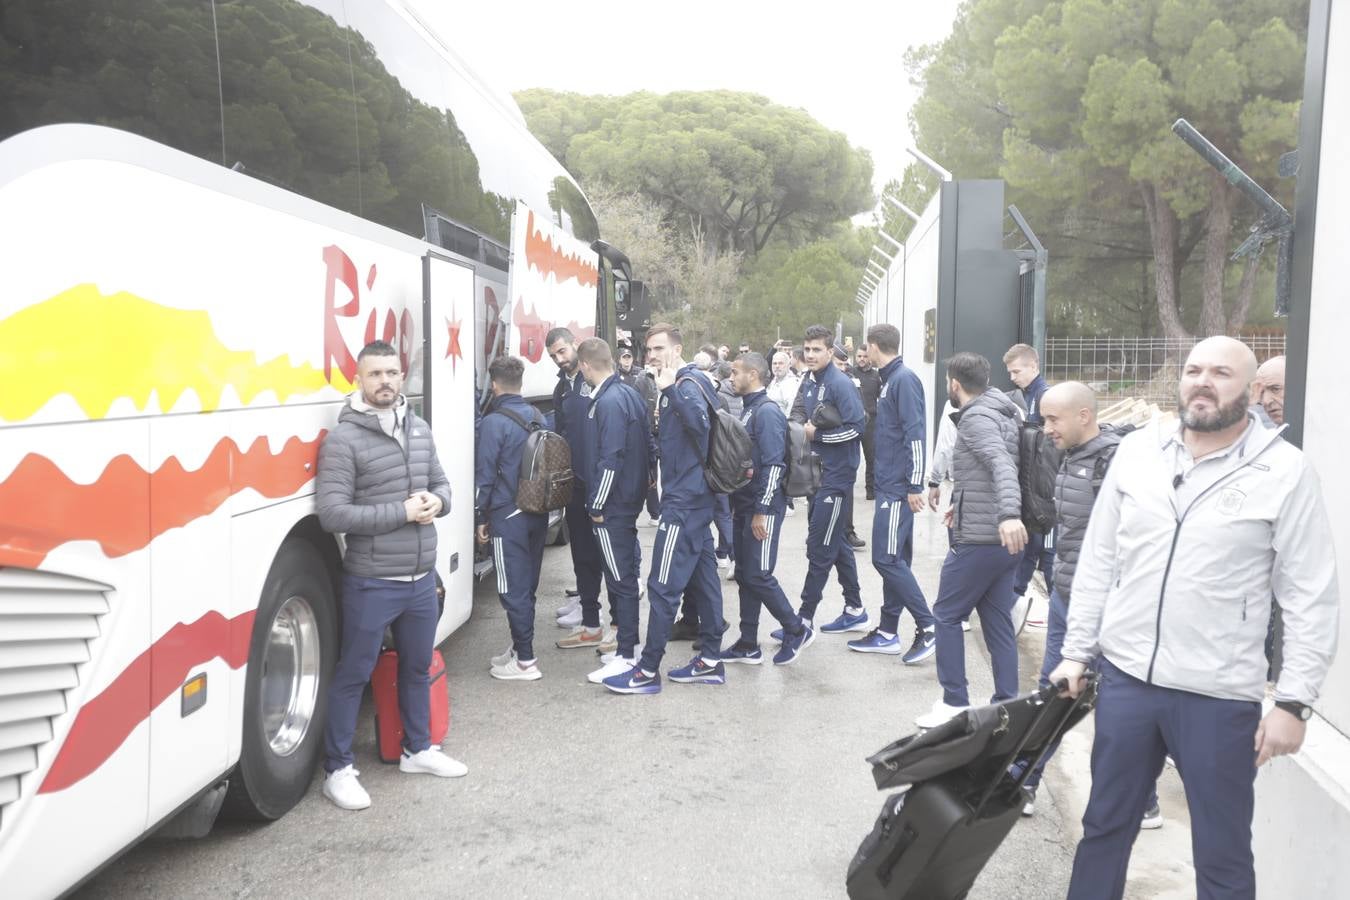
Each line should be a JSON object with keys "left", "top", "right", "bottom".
{"left": 1044, "top": 335, "right": 1286, "bottom": 410}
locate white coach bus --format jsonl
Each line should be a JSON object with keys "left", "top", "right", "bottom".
{"left": 0, "top": 1, "right": 628, "bottom": 895}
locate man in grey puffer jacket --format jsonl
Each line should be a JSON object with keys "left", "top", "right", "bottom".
{"left": 317, "top": 340, "right": 463, "bottom": 811}
{"left": 916, "top": 352, "right": 1029, "bottom": 728}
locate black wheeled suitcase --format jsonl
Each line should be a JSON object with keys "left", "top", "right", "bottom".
{"left": 846, "top": 679, "right": 1098, "bottom": 900}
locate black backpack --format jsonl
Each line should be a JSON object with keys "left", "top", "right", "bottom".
{"left": 784, "top": 421, "right": 823, "bottom": 498}
{"left": 678, "top": 376, "right": 753, "bottom": 494}
{"left": 1089, "top": 424, "right": 1136, "bottom": 496}
{"left": 495, "top": 407, "right": 574, "bottom": 514}
{"left": 1017, "top": 420, "right": 1062, "bottom": 534}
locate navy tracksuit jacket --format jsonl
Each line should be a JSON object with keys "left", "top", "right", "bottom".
{"left": 584, "top": 373, "right": 655, "bottom": 657}
{"left": 797, "top": 364, "right": 865, "bottom": 620}
{"left": 871, "top": 357, "right": 935, "bottom": 633}
{"left": 639, "top": 365, "right": 723, "bottom": 671}
{"left": 475, "top": 393, "right": 547, "bottom": 660}
{"left": 554, "top": 368, "right": 608, "bottom": 627}
{"left": 730, "top": 390, "right": 800, "bottom": 643}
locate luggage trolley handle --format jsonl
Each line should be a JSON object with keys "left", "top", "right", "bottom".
{"left": 971, "top": 676, "right": 1097, "bottom": 817}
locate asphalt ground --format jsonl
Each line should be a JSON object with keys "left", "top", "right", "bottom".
{"left": 79, "top": 485, "right": 1086, "bottom": 899}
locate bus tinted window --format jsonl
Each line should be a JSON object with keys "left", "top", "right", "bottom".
{"left": 341, "top": 3, "right": 509, "bottom": 243}
{"left": 214, "top": 0, "right": 362, "bottom": 217}
{"left": 0, "top": 0, "right": 223, "bottom": 164}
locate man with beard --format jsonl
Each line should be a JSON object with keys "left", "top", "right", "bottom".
{"left": 1050, "top": 337, "right": 1339, "bottom": 900}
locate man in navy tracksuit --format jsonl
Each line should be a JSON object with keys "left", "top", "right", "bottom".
{"left": 720, "top": 352, "right": 816, "bottom": 666}
{"left": 475, "top": 356, "right": 548, "bottom": 681}
{"left": 1005, "top": 343, "right": 1054, "bottom": 612}
{"left": 605, "top": 323, "right": 727, "bottom": 694}
{"left": 847, "top": 324, "right": 938, "bottom": 664}
{"left": 577, "top": 338, "right": 659, "bottom": 686}
{"left": 795, "top": 324, "right": 867, "bottom": 632}
{"left": 547, "top": 327, "right": 609, "bottom": 646}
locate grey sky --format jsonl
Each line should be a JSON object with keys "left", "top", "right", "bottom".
{"left": 408, "top": 0, "right": 963, "bottom": 200}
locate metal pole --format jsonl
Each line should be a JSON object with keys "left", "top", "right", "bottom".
{"left": 878, "top": 230, "right": 903, "bottom": 250}
{"left": 1172, "top": 119, "right": 1291, "bottom": 224}
{"left": 866, "top": 260, "right": 887, "bottom": 276}
{"left": 871, "top": 245, "right": 895, "bottom": 262}
{"left": 1008, "top": 205, "right": 1048, "bottom": 359}
{"left": 884, "top": 195, "right": 922, "bottom": 222}
{"left": 907, "top": 147, "right": 952, "bottom": 182}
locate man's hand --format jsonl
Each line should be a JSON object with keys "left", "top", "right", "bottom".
{"left": 653, "top": 366, "right": 677, "bottom": 390}
{"left": 804, "top": 421, "right": 817, "bottom": 441}
{"left": 1048, "top": 659, "right": 1089, "bottom": 698}
{"left": 591, "top": 514, "right": 604, "bottom": 524}
{"left": 1255, "top": 707, "right": 1308, "bottom": 766}
{"left": 999, "top": 519, "right": 1028, "bottom": 555}
{"left": 907, "top": 493, "right": 926, "bottom": 514}
{"left": 410, "top": 491, "right": 441, "bottom": 524}
{"left": 928, "top": 485, "right": 941, "bottom": 511}
{"left": 475, "top": 524, "right": 489, "bottom": 545}
{"left": 752, "top": 513, "right": 769, "bottom": 541}
{"left": 405, "top": 495, "right": 429, "bottom": 523}
{"left": 943, "top": 507, "right": 954, "bottom": 529}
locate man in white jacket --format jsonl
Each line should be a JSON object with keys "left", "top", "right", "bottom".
{"left": 1051, "top": 336, "right": 1339, "bottom": 900}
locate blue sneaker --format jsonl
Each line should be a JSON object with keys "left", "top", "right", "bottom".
{"left": 847, "top": 628, "right": 902, "bottom": 654}
{"left": 721, "top": 642, "right": 763, "bottom": 665}
{"left": 773, "top": 624, "right": 816, "bottom": 665}
{"left": 603, "top": 665, "right": 662, "bottom": 695}
{"left": 902, "top": 627, "right": 937, "bottom": 665}
{"left": 668, "top": 657, "right": 726, "bottom": 685}
{"left": 820, "top": 609, "right": 870, "bottom": 634}
{"left": 770, "top": 618, "right": 811, "bottom": 644}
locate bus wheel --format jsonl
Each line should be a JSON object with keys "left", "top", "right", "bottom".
{"left": 223, "top": 540, "right": 337, "bottom": 821}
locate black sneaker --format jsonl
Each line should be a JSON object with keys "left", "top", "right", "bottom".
{"left": 846, "top": 533, "right": 866, "bottom": 549}
{"left": 670, "top": 617, "right": 699, "bottom": 642}
{"left": 691, "top": 620, "right": 731, "bottom": 653}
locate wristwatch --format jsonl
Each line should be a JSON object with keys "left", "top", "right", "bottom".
{"left": 1275, "top": 700, "right": 1313, "bottom": 721}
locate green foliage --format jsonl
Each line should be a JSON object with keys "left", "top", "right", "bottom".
{"left": 516, "top": 89, "right": 875, "bottom": 256}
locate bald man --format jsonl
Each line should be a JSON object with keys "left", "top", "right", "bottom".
{"left": 1256, "top": 354, "right": 1285, "bottom": 426}
{"left": 1050, "top": 337, "right": 1340, "bottom": 900}
{"left": 1013, "top": 381, "right": 1161, "bottom": 824}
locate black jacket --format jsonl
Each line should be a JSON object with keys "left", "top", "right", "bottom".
{"left": 1051, "top": 425, "right": 1126, "bottom": 602}
{"left": 853, "top": 365, "right": 881, "bottom": 418}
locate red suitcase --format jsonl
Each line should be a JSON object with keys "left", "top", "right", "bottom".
{"left": 372, "top": 649, "right": 450, "bottom": 763}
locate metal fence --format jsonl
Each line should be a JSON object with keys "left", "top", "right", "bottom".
{"left": 1044, "top": 335, "right": 1286, "bottom": 410}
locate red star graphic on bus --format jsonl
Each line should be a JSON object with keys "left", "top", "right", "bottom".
{"left": 445, "top": 312, "right": 463, "bottom": 372}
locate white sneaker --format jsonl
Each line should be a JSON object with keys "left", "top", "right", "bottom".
{"left": 489, "top": 645, "right": 513, "bottom": 668}
{"left": 717, "top": 556, "right": 731, "bottom": 571}
{"left": 557, "top": 605, "right": 583, "bottom": 628}
{"left": 961, "top": 619, "right": 972, "bottom": 633}
{"left": 555, "top": 596, "right": 581, "bottom": 618}
{"left": 323, "top": 765, "right": 371, "bottom": 810}
{"left": 647, "top": 515, "right": 660, "bottom": 527}
{"left": 724, "top": 564, "right": 737, "bottom": 583}
{"left": 588, "top": 656, "right": 636, "bottom": 684}
{"left": 598, "top": 646, "right": 642, "bottom": 665}
{"left": 915, "top": 699, "right": 970, "bottom": 729}
{"left": 399, "top": 746, "right": 469, "bottom": 778}
{"left": 490, "top": 653, "right": 542, "bottom": 681}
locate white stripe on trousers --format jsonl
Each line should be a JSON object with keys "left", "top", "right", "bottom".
{"left": 888, "top": 503, "right": 901, "bottom": 556}
{"left": 658, "top": 524, "right": 681, "bottom": 583}
{"left": 493, "top": 537, "right": 507, "bottom": 594}
{"left": 596, "top": 525, "right": 621, "bottom": 580}
{"left": 761, "top": 515, "right": 775, "bottom": 571}
{"left": 823, "top": 498, "right": 843, "bottom": 547}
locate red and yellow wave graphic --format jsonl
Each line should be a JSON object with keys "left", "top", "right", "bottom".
{"left": 0, "top": 285, "right": 349, "bottom": 422}
{"left": 524, "top": 210, "right": 598, "bottom": 288}
{"left": 0, "top": 434, "right": 323, "bottom": 568}
{"left": 40, "top": 608, "right": 256, "bottom": 794}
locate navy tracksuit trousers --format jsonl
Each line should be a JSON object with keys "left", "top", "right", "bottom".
{"left": 490, "top": 508, "right": 547, "bottom": 660}
{"left": 1068, "top": 658, "right": 1260, "bottom": 900}
{"left": 325, "top": 571, "right": 438, "bottom": 772}
{"left": 872, "top": 495, "right": 935, "bottom": 634}
{"left": 798, "top": 489, "right": 861, "bottom": 622}
{"left": 641, "top": 505, "right": 723, "bottom": 671}
{"left": 731, "top": 509, "right": 800, "bottom": 644}
{"left": 932, "top": 543, "right": 1020, "bottom": 707}
{"left": 593, "top": 511, "right": 642, "bottom": 658}
{"left": 564, "top": 487, "right": 608, "bottom": 628}
{"left": 714, "top": 494, "right": 735, "bottom": 560}
{"left": 1014, "top": 529, "right": 1054, "bottom": 597}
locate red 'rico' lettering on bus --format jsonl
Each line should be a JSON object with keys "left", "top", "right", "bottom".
{"left": 39, "top": 609, "right": 256, "bottom": 794}
{"left": 322, "top": 245, "right": 360, "bottom": 385}
{"left": 513, "top": 299, "right": 593, "bottom": 363}
{"left": 0, "top": 434, "right": 323, "bottom": 565}
{"left": 524, "top": 210, "right": 598, "bottom": 288}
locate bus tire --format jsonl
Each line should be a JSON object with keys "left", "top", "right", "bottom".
{"left": 223, "top": 539, "right": 337, "bottom": 821}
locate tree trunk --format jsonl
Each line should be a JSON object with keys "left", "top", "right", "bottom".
{"left": 1199, "top": 172, "right": 1235, "bottom": 336}
{"left": 1141, "top": 184, "right": 1190, "bottom": 343}
{"left": 1227, "top": 254, "right": 1261, "bottom": 333}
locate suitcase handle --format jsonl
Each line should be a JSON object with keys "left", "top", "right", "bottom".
{"left": 971, "top": 676, "right": 1096, "bottom": 817}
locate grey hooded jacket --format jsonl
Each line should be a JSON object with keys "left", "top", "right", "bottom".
{"left": 317, "top": 398, "right": 452, "bottom": 578}
{"left": 1051, "top": 425, "right": 1126, "bottom": 602}
{"left": 951, "top": 389, "right": 1022, "bottom": 544}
